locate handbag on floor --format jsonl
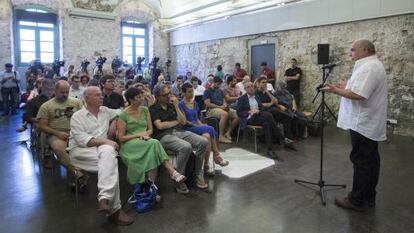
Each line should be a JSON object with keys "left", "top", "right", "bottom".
{"left": 128, "top": 179, "right": 158, "bottom": 213}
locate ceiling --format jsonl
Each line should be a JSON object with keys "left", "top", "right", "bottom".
{"left": 145, "top": 0, "right": 301, "bottom": 30}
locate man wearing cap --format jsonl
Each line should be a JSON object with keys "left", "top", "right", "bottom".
{"left": 1, "top": 63, "right": 20, "bottom": 116}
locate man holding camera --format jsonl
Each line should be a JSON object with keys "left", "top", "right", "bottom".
{"left": 1, "top": 63, "right": 20, "bottom": 116}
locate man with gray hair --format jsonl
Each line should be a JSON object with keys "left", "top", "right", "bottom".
{"left": 69, "top": 86, "right": 133, "bottom": 225}
{"left": 149, "top": 84, "right": 208, "bottom": 194}
{"left": 321, "top": 39, "right": 387, "bottom": 211}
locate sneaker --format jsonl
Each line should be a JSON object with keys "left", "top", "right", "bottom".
{"left": 176, "top": 182, "right": 189, "bottom": 194}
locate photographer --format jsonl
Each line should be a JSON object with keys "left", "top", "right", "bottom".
{"left": 1, "top": 63, "right": 20, "bottom": 116}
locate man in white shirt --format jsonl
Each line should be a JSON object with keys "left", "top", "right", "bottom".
{"left": 69, "top": 86, "right": 133, "bottom": 225}
{"left": 321, "top": 39, "right": 387, "bottom": 211}
{"left": 69, "top": 75, "right": 84, "bottom": 100}
{"left": 1, "top": 63, "right": 20, "bottom": 115}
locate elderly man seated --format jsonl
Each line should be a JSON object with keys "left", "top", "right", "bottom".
{"left": 37, "top": 80, "right": 84, "bottom": 179}
{"left": 203, "top": 76, "right": 239, "bottom": 143}
{"left": 68, "top": 86, "right": 133, "bottom": 226}
{"left": 237, "top": 81, "right": 294, "bottom": 160}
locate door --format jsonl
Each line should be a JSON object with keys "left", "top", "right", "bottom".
{"left": 251, "top": 44, "right": 275, "bottom": 81}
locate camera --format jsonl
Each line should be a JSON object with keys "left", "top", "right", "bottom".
{"left": 30, "top": 59, "right": 43, "bottom": 73}
{"left": 52, "top": 59, "right": 65, "bottom": 76}
{"left": 111, "top": 56, "right": 123, "bottom": 74}
{"left": 80, "top": 58, "right": 90, "bottom": 72}
{"left": 96, "top": 56, "right": 107, "bottom": 68}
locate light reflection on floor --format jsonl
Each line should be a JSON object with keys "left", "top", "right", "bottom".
{"left": 216, "top": 148, "right": 275, "bottom": 178}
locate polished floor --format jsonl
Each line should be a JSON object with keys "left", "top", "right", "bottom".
{"left": 0, "top": 111, "right": 413, "bottom": 233}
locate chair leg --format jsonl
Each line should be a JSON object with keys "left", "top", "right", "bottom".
{"left": 254, "top": 129, "right": 257, "bottom": 153}
{"left": 75, "top": 176, "right": 79, "bottom": 207}
{"left": 236, "top": 126, "right": 240, "bottom": 143}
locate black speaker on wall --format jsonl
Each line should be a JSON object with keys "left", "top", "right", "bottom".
{"left": 317, "top": 44, "right": 330, "bottom": 64}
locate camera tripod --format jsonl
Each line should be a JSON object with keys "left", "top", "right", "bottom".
{"left": 294, "top": 66, "right": 346, "bottom": 205}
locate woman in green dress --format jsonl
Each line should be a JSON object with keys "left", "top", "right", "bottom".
{"left": 117, "top": 87, "right": 185, "bottom": 186}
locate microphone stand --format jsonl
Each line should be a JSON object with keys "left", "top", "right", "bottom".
{"left": 294, "top": 65, "right": 346, "bottom": 205}
{"left": 311, "top": 68, "right": 337, "bottom": 122}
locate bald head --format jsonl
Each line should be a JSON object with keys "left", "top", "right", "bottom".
{"left": 55, "top": 80, "right": 70, "bottom": 90}
{"left": 54, "top": 80, "right": 70, "bottom": 102}
{"left": 84, "top": 86, "right": 103, "bottom": 108}
{"left": 354, "top": 39, "right": 376, "bottom": 55}
{"left": 351, "top": 39, "right": 376, "bottom": 61}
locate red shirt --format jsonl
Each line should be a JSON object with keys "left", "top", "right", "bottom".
{"left": 262, "top": 67, "right": 274, "bottom": 80}
{"left": 233, "top": 68, "right": 247, "bottom": 82}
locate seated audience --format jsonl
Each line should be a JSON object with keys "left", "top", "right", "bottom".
{"left": 16, "top": 79, "right": 53, "bottom": 137}
{"left": 80, "top": 74, "right": 90, "bottom": 88}
{"left": 69, "top": 75, "right": 84, "bottom": 100}
{"left": 117, "top": 88, "right": 186, "bottom": 188}
{"left": 274, "top": 81, "right": 308, "bottom": 140}
{"left": 237, "top": 81, "right": 285, "bottom": 159}
{"left": 224, "top": 75, "right": 241, "bottom": 108}
{"left": 233, "top": 63, "right": 247, "bottom": 82}
{"left": 236, "top": 75, "right": 250, "bottom": 95}
{"left": 134, "top": 83, "right": 155, "bottom": 107}
{"left": 179, "top": 83, "right": 229, "bottom": 176}
{"left": 191, "top": 76, "right": 206, "bottom": 111}
{"left": 69, "top": 86, "right": 133, "bottom": 226}
{"left": 172, "top": 75, "right": 184, "bottom": 100}
{"left": 203, "top": 76, "right": 239, "bottom": 144}
{"left": 202, "top": 74, "right": 214, "bottom": 89}
{"left": 149, "top": 84, "right": 208, "bottom": 194}
{"left": 37, "top": 80, "right": 84, "bottom": 179}
{"left": 256, "top": 76, "right": 295, "bottom": 140}
{"left": 88, "top": 74, "right": 101, "bottom": 87}
{"left": 64, "top": 64, "right": 75, "bottom": 79}
{"left": 101, "top": 75, "right": 125, "bottom": 109}
{"left": 152, "top": 73, "right": 165, "bottom": 95}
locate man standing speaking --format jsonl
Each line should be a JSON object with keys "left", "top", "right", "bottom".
{"left": 321, "top": 39, "right": 387, "bottom": 211}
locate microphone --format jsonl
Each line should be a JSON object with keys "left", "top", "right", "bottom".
{"left": 321, "top": 61, "right": 342, "bottom": 69}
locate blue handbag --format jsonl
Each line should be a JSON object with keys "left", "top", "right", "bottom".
{"left": 128, "top": 179, "right": 158, "bottom": 213}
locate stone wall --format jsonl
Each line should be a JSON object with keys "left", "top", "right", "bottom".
{"left": 171, "top": 14, "right": 414, "bottom": 137}
{"left": 0, "top": 0, "right": 169, "bottom": 74}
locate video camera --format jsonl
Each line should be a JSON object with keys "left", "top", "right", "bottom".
{"left": 52, "top": 59, "right": 65, "bottom": 76}
{"left": 80, "top": 58, "right": 90, "bottom": 72}
{"left": 96, "top": 56, "right": 107, "bottom": 69}
{"left": 111, "top": 56, "right": 123, "bottom": 74}
{"left": 29, "top": 59, "right": 43, "bottom": 73}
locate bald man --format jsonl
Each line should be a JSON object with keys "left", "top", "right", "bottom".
{"left": 68, "top": 87, "right": 133, "bottom": 225}
{"left": 37, "top": 80, "right": 84, "bottom": 180}
{"left": 321, "top": 39, "right": 387, "bottom": 211}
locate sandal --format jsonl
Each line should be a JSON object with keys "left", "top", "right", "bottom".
{"left": 171, "top": 171, "right": 186, "bottom": 183}
{"left": 196, "top": 176, "right": 208, "bottom": 189}
{"left": 214, "top": 155, "right": 229, "bottom": 167}
{"left": 204, "top": 165, "right": 215, "bottom": 176}
{"left": 176, "top": 182, "right": 189, "bottom": 194}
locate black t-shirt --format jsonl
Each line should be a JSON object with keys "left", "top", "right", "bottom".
{"left": 256, "top": 90, "right": 272, "bottom": 104}
{"left": 25, "top": 94, "right": 49, "bottom": 122}
{"left": 149, "top": 102, "right": 183, "bottom": 139}
{"left": 103, "top": 92, "right": 125, "bottom": 109}
{"left": 284, "top": 67, "right": 302, "bottom": 92}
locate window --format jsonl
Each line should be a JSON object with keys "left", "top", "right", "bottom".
{"left": 15, "top": 8, "right": 58, "bottom": 66}
{"left": 121, "top": 22, "right": 148, "bottom": 67}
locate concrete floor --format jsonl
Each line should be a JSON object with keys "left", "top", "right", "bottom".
{"left": 0, "top": 111, "right": 413, "bottom": 233}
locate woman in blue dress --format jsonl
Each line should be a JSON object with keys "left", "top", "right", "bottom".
{"left": 179, "top": 83, "right": 229, "bottom": 175}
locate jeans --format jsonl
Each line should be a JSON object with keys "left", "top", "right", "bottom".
{"left": 1, "top": 87, "right": 19, "bottom": 113}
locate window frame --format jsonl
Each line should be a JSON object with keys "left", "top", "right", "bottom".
{"left": 121, "top": 21, "right": 148, "bottom": 68}
{"left": 14, "top": 9, "right": 59, "bottom": 67}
